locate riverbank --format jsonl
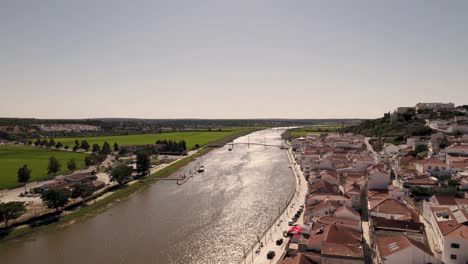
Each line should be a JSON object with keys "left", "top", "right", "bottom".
{"left": 0, "top": 128, "right": 260, "bottom": 243}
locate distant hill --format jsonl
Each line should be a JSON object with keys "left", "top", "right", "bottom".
{"left": 343, "top": 112, "right": 431, "bottom": 138}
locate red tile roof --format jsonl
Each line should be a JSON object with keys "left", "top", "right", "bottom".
{"left": 376, "top": 236, "right": 433, "bottom": 258}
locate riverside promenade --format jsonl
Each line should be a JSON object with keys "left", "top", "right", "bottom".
{"left": 240, "top": 148, "right": 309, "bottom": 264}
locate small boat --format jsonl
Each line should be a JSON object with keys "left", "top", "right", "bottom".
{"left": 197, "top": 165, "right": 205, "bottom": 173}
{"left": 228, "top": 148, "right": 232, "bottom": 151}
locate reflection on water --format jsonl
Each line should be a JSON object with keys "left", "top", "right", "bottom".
{"left": 0, "top": 129, "right": 295, "bottom": 264}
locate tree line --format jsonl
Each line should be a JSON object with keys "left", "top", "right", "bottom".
{"left": 155, "top": 139, "right": 187, "bottom": 153}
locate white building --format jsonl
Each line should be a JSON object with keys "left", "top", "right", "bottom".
{"left": 367, "top": 163, "right": 391, "bottom": 190}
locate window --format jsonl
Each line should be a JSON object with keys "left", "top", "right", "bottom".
{"left": 451, "top": 243, "right": 460, "bottom": 249}
{"left": 450, "top": 254, "right": 457, "bottom": 260}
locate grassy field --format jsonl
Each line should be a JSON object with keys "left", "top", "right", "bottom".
{"left": 53, "top": 129, "right": 252, "bottom": 150}
{"left": 283, "top": 125, "right": 342, "bottom": 139}
{"left": 0, "top": 146, "right": 86, "bottom": 190}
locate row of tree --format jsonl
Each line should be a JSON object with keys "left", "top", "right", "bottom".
{"left": 155, "top": 139, "right": 187, "bottom": 153}
{"left": 73, "top": 140, "right": 117, "bottom": 154}
{"left": 32, "top": 138, "right": 65, "bottom": 149}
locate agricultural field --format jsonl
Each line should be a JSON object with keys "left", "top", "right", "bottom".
{"left": 284, "top": 125, "right": 342, "bottom": 139}
{"left": 53, "top": 129, "right": 253, "bottom": 150}
{"left": 0, "top": 146, "right": 86, "bottom": 190}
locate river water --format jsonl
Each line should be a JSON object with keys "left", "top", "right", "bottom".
{"left": 0, "top": 129, "right": 295, "bottom": 264}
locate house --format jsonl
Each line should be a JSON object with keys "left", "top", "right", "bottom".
{"left": 367, "top": 163, "right": 391, "bottom": 190}
{"left": 334, "top": 205, "right": 361, "bottom": 221}
{"left": 63, "top": 173, "right": 93, "bottom": 184}
{"left": 305, "top": 224, "right": 364, "bottom": 263}
{"left": 353, "top": 155, "right": 375, "bottom": 172}
{"left": 406, "top": 137, "right": 427, "bottom": 150}
{"left": 383, "top": 143, "right": 400, "bottom": 156}
{"left": 375, "top": 236, "right": 440, "bottom": 264}
{"left": 369, "top": 198, "right": 419, "bottom": 221}
{"left": 429, "top": 206, "right": 468, "bottom": 263}
{"left": 305, "top": 200, "right": 342, "bottom": 222}
{"left": 422, "top": 195, "right": 459, "bottom": 222}
{"left": 388, "top": 185, "right": 404, "bottom": 201}
{"left": 319, "top": 170, "right": 339, "bottom": 186}
{"left": 310, "top": 180, "right": 339, "bottom": 194}
{"left": 340, "top": 178, "right": 363, "bottom": 209}
{"left": 278, "top": 252, "right": 318, "bottom": 264}
{"left": 415, "top": 158, "right": 450, "bottom": 175}
{"left": 446, "top": 144, "right": 468, "bottom": 156}
{"left": 306, "top": 193, "right": 351, "bottom": 208}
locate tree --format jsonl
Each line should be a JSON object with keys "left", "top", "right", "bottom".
{"left": 55, "top": 141, "right": 63, "bottom": 149}
{"left": 85, "top": 153, "right": 98, "bottom": 167}
{"left": 71, "top": 183, "right": 94, "bottom": 202}
{"left": 42, "top": 139, "right": 49, "bottom": 147}
{"left": 80, "top": 140, "right": 90, "bottom": 151}
{"left": 136, "top": 151, "right": 151, "bottom": 176}
{"left": 102, "top": 141, "right": 112, "bottom": 155}
{"left": 49, "top": 138, "right": 56, "bottom": 148}
{"left": 41, "top": 188, "right": 70, "bottom": 211}
{"left": 110, "top": 162, "right": 133, "bottom": 185}
{"left": 35, "top": 138, "right": 42, "bottom": 146}
{"left": 415, "top": 144, "right": 428, "bottom": 154}
{"left": 17, "top": 164, "right": 31, "bottom": 193}
{"left": 92, "top": 143, "right": 101, "bottom": 153}
{"left": 74, "top": 139, "right": 80, "bottom": 150}
{"left": 0, "top": 202, "right": 26, "bottom": 227}
{"left": 47, "top": 156, "right": 61, "bottom": 175}
{"left": 67, "top": 158, "right": 77, "bottom": 172}
{"left": 27, "top": 140, "right": 33, "bottom": 145}
{"left": 113, "top": 142, "right": 119, "bottom": 152}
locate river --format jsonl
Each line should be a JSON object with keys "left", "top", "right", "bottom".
{"left": 0, "top": 128, "right": 295, "bottom": 264}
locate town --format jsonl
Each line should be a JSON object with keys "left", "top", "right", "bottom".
{"left": 277, "top": 102, "right": 468, "bottom": 264}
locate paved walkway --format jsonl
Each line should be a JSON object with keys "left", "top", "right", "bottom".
{"left": 241, "top": 148, "right": 309, "bottom": 264}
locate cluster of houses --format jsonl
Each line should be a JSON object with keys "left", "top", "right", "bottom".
{"left": 280, "top": 129, "right": 468, "bottom": 264}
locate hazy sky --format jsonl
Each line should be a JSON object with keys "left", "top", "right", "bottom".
{"left": 1, "top": 0, "right": 467, "bottom": 119}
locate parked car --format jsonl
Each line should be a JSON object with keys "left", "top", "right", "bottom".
{"left": 276, "top": 238, "right": 284, "bottom": 246}
{"left": 267, "top": 251, "right": 276, "bottom": 259}
{"left": 288, "top": 219, "right": 295, "bottom": 226}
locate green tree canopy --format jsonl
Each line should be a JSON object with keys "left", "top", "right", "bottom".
{"left": 110, "top": 162, "right": 133, "bottom": 185}
{"left": 67, "top": 158, "right": 77, "bottom": 172}
{"left": 17, "top": 164, "right": 31, "bottom": 193}
{"left": 41, "top": 188, "right": 70, "bottom": 211}
{"left": 49, "top": 138, "right": 56, "bottom": 147}
{"left": 102, "top": 141, "right": 112, "bottom": 155}
{"left": 47, "top": 156, "right": 61, "bottom": 175}
{"left": 80, "top": 140, "right": 90, "bottom": 151}
{"left": 136, "top": 151, "right": 151, "bottom": 176}
{"left": 0, "top": 202, "right": 26, "bottom": 227}
{"left": 92, "top": 143, "right": 101, "bottom": 153}
{"left": 71, "top": 183, "right": 94, "bottom": 201}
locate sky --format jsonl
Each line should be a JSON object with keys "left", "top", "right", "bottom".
{"left": 1, "top": 0, "right": 467, "bottom": 119}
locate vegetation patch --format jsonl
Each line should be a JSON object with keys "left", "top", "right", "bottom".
{"left": 53, "top": 129, "right": 252, "bottom": 150}
{"left": 0, "top": 146, "right": 86, "bottom": 190}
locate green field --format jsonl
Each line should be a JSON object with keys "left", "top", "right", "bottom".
{"left": 286, "top": 125, "right": 342, "bottom": 138}
{"left": 0, "top": 146, "right": 86, "bottom": 190}
{"left": 54, "top": 129, "right": 251, "bottom": 150}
